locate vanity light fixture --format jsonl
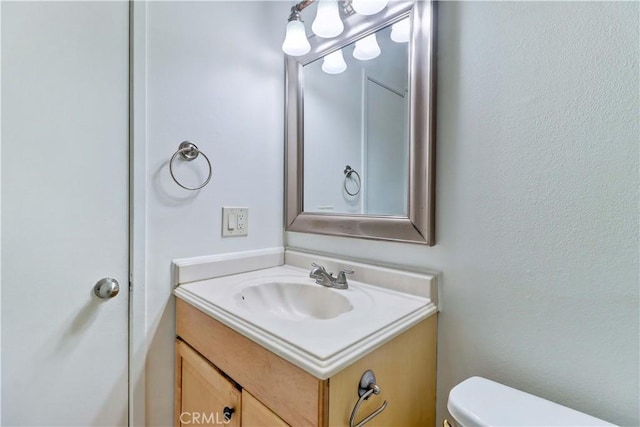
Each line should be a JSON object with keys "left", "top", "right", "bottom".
{"left": 282, "top": 8, "right": 311, "bottom": 56}
{"left": 312, "top": 0, "right": 344, "bottom": 38}
{"left": 390, "top": 17, "right": 410, "bottom": 43}
{"left": 353, "top": 33, "right": 381, "bottom": 60}
{"left": 281, "top": 0, "right": 395, "bottom": 58}
{"left": 321, "top": 49, "right": 347, "bottom": 74}
{"left": 351, "top": 0, "right": 389, "bottom": 16}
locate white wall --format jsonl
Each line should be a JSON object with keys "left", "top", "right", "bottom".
{"left": 144, "top": 2, "right": 284, "bottom": 425}
{"left": 287, "top": 1, "right": 639, "bottom": 425}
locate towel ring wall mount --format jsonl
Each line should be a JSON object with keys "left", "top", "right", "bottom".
{"left": 169, "top": 141, "right": 212, "bottom": 191}
{"left": 349, "top": 370, "right": 388, "bottom": 427}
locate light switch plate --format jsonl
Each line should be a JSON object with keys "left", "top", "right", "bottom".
{"left": 222, "top": 207, "right": 248, "bottom": 237}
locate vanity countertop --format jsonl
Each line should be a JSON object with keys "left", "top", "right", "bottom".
{"left": 174, "top": 262, "right": 437, "bottom": 379}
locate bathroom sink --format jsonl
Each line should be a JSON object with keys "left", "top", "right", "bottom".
{"left": 234, "top": 282, "right": 353, "bottom": 320}
{"left": 173, "top": 264, "right": 437, "bottom": 378}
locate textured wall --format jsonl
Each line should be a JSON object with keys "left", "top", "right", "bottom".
{"left": 287, "top": 1, "right": 640, "bottom": 425}
{"left": 145, "top": 2, "right": 284, "bottom": 425}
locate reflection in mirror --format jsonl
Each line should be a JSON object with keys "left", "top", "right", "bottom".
{"left": 303, "top": 23, "right": 409, "bottom": 216}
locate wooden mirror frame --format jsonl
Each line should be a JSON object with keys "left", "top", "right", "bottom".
{"left": 285, "top": 0, "right": 436, "bottom": 245}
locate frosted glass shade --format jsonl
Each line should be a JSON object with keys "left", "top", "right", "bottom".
{"left": 282, "top": 20, "right": 311, "bottom": 56}
{"left": 352, "top": 0, "right": 388, "bottom": 16}
{"left": 322, "top": 49, "right": 347, "bottom": 74}
{"left": 390, "top": 18, "right": 410, "bottom": 43}
{"left": 312, "top": 0, "right": 344, "bottom": 38}
{"left": 353, "top": 33, "right": 381, "bottom": 60}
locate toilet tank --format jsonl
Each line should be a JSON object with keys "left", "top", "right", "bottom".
{"left": 447, "top": 377, "right": 616, "bottom": 427}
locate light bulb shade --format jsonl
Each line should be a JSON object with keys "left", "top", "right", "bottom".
{"left": 282, "top": 20, "right": 311, "bottom": 56}
{"left": 322, "top": 49, "right": 347, "bottom": 74}
{"left": 390, "top": 18, "right": 410, "bottom": 43}
{"left": 353, "top": 33, "right": 381, "bottom": 60}
{"left": 312, "top": 0, "right": 344, "bottom": 38}
{"left": 352, "top": 0, "right": 388, "bottom": 16}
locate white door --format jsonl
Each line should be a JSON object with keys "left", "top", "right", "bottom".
{"left": 2, "top": 2, "right": 129, "bottom": 425}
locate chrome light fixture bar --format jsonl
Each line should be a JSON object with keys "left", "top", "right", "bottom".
{"left": 282, "top": 0, "right": 403, "bottom": 73}
{"left": 282, "top": 1, "right": 389, "bottom": 54}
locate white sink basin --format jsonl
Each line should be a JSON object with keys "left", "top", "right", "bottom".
{"left": 235, "top": 282, "right": 353, "bottom": 320}
{"left": 174, "top": 265, "right": 436, "bottom": 379}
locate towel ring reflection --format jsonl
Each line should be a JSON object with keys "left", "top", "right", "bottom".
{"left": 169, "top": 141, "right": 212, "bottom": 191}
{"left": 344, "top": 165, "right": 361, "bottom": 196}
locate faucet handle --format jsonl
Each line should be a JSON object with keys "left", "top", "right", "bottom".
{"left": 311, "top": 262, "right": 326, "bottom": 272}
{"left": 336, "top": 269, "right": 354, "bottom": 285}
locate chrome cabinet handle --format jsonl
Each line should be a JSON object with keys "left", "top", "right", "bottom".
{"left": 93, "top": 278, "right": 120, "bottom": 299}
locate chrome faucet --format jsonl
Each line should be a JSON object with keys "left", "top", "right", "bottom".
{"left": 309, "top": 263, "right": 354, "bottom": 290}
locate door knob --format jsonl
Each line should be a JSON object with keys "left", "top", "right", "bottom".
{"left": 93, "top": 278, "right": 120, "bottom": 299}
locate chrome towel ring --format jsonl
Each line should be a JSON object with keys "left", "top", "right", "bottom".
{"left": 349, "top": 370, "right": 388, "bottom": 427}
{"left": 169, "top": 141, "right": 212, "bottom": 191}
{"left": 344, "top": 165, "right": 361, "bottom": 196}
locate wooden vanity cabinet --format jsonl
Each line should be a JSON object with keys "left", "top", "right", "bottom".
{"left": 175, "top": 298, "right": 437, "bottom": 427}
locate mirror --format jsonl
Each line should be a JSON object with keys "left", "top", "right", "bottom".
{"left": 304, "top": 22, "right": 409, "bottom": 216}
{"left": 285, "top": 0, "right": 436, "bottom": 245}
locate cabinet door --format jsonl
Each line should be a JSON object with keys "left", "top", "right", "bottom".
{"left": 241, "top": 390, "right": 290, "bottom": 427}
{"left": 176, "top": 340, "right": 241, "bottom": 427}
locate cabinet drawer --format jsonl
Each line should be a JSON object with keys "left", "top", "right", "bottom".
{"left": 175, "top": 340, "right": 241, "bottom": 427}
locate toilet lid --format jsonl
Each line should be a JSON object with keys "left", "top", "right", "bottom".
{"left": 447, "top": 377, "right": 616, "bottom": 427}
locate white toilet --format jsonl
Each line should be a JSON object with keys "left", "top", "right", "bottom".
{"left": 447, "top": 377, "right": 616, "bottom": 427}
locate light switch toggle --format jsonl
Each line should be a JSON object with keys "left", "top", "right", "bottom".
{"left": 227, "top": 213, "right": 237, "bottom": 230}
